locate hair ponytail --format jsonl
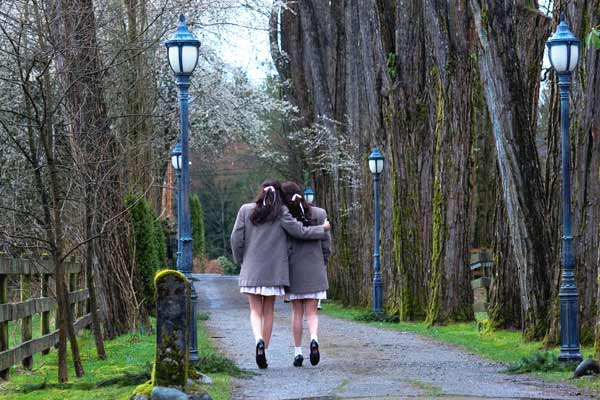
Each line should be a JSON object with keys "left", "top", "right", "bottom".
{"left": 250, "top": 180, "right": 284, "bottom": 225}
{"left": 281, "top": 181, "right": 312, "bottom": 226}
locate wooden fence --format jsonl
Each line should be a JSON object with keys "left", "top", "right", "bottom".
{"left": 0, "top": 257, "right": 91, "bottom": 380}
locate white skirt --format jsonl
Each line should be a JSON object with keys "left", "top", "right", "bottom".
{"left": 240, "top": 286, "right": 286, "bottom": 296}
{"left": 285, "top": 291, "right": 327, "bottom": 301}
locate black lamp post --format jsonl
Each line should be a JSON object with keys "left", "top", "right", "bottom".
{"left": 368, "top": 146, "right": 385, "bottom": 314}
{"left": 166, "top": 14, "right": 201, "bottom": 362}
{"left": 546, "top": 14, "right": 582, "bottom": 363}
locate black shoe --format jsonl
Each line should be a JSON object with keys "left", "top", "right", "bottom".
{"left": 293, "top": 354, "right": 303, "bottom": 367}
{"left": 256, "top": 339, "right": 268, "bottom": 369}
{"left": 310, "top": 339, "right": 320, "bottom": 366}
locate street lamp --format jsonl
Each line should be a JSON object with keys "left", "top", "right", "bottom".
{"left": 368, "top": 146, "right": 385, "bottom": 314}
{"left": 304, "top": 185, "right": 315, "bottom": 204}
{"left": 547, "top": 14, "right": 582, "bottom": 363}
{"left": 171, "top": 142, "right": 182, "bottom": 269}
{"left": 166, "top": 14, "right": 201, "bottom": 362}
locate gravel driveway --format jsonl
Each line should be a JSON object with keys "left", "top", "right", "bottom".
{"left": 193, "top": 274, "right": 590, "bottom": 400}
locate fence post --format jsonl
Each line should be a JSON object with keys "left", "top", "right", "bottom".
{"left": 41, "top": 272, "right": 50, "bottom": 355}
{"left": 0, "top": 272, "right": 8, "bottom": 379}
{"left": 78, "top": 264, "right": 85, "bottom": 319}
{"left": 21, "top": 272, "right": 32, "bottom": 369}
{"left": 69, "top": 269, "right": 77, "bottom": 321}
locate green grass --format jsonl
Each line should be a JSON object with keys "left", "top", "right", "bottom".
{"left": 321, "top": 302, "right": 599, "bottom": 394}
{"left": 0, "top": 317, "right": 232, "bottom": 400}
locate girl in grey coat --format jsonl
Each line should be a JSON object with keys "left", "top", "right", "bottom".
{"left": 230, "top": 180, "right": 330, "bottom": 369}
{"left": 281, "top": 181, "right": 330, "bottom": 367}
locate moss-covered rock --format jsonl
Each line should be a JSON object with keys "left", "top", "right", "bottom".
{"left": 154, "top": 269, "right": 191, "bottom": 387}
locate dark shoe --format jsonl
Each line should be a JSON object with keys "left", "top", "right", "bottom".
{"left": 310, "top": 339, "right": 320, "bottom": 366}
{"left": 293, "top": 354, "right": 303, "bottom": 367}
{"left": 256, "top": 339, "right": 268, "bottom": 369}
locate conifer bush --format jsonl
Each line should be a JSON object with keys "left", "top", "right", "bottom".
{"left": 190, "top": 194, "right": 206, "bottom": 258}
{"left": 126, "top": 194, "right": 168, "bottom": 311}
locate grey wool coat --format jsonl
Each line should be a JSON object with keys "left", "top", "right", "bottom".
{"left": 230, "top": 203, "right": 327, "bottom": 288}
{"left": 287, "top": 206, "right": 330, "bottom": 294}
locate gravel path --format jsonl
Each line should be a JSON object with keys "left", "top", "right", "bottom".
{"left": 193, "top": 274, "right": 590, "bottom": 400}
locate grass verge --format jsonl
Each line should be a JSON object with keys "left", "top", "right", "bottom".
{"left": 320, "top": 302, "right": 600, "bottom": 394}
{"left": 0, "top": 316, "right": 233, "bottom": 400}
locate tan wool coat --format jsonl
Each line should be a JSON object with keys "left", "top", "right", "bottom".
{"left": 230, "top": 204, "right": 326, "bottom": 288}
{"left": 287, "top": 206, "right": 330, "bottom": 294}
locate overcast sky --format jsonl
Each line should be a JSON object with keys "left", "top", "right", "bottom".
{"left": 200, "top": 3, "right": 273, "bottom": 83}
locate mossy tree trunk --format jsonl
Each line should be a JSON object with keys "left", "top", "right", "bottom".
{"left": 422, "top": 0, "right": 475, "bottom": 325}
{"left": 561, "top": 1, "right": 600, "bottom": 348}
{"left": 470, "top": 0, "right": 554, "bottom": 340}
{"left": 488, "top": 189, "right": 523, "bottom": 330}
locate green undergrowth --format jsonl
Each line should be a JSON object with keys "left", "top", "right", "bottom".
{"left": 322, "top": 302, "right": 599, "bottom": 394}
{"left": 0, "top": 317, "right": 232, "bottom": 400}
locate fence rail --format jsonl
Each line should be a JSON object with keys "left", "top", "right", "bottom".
{"left": 0, "top": 257, "right": 90, "bottom": 379}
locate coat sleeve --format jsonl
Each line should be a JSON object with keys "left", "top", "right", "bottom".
{"left": 320, "top": 210, "right": 332, "bottom": 264}
{"left": 230, "top": 206, "right": 246, "bottom": 264}
{"left": 280, "top": 206, "right": 326, "bottom": 240}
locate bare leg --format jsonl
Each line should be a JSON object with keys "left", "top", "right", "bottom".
{"left": 291, "top": 300, "right": 305, "bottom": 347}
{"left": 261, "top": 295, "right": 277, "bottom": 348}
{"left": 305, "top": 299, "right": 319, "bottom": 340}
{"left": 247, "top": 294, "right": 264, "bottom": 342}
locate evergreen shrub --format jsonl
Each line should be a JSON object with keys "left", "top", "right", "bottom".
{"left": 190, "top": 194, "right": 206, "bottom": 258}
{"left": 126, "top": 194, "right": 167, "bottom": 310}
{"left": 217, "top": 256, "right": 240, "bottom": 275}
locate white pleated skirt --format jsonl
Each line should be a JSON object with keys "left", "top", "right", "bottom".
{"left": 240, "top": 286, "right": 286, "bottom": 296}
{"left": 285, "top": 291, "right": 327, "bottom": 301}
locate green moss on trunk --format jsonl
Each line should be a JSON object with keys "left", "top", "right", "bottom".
{"left": 391, "top": 172, "right": 419, "bottom": 321}
{"left": 426, "top": 69, "right": 446, "bottom": 326}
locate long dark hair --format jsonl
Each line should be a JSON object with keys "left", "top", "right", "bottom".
{"left": 281, "top": 181, "right": 313, "bottom": 226}
{"left": 250, "top": 180, "right": 284, "bottom": 225}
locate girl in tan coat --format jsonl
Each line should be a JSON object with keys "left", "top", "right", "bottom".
{"left": 230, "top": 180, "right": 329, "bottom": 369}
{"left": 281, "top": 181, "right": 331, "bottom": 367}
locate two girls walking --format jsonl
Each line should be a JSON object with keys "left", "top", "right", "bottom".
{"left": 230, "top": 180, "right": 331, "bottom": 369}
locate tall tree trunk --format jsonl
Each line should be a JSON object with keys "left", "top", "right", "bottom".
{"left": 488, "top": 189, "right": 522, "bottom": 329}
{"left": 470, "top": 0, "right": 553, "bottom": 340}
{"left": 423, "top": 0, "right": 475, "bottom": 325}
{"left": 54, "top": 0, "right": 144, "bottom": 338}
{"left": 563, "top": 1, "right": 600, "bottom": 348}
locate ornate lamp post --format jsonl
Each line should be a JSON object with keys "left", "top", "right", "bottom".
{"left": 171, "top": 142, "right": 182, "bottom": 268}
{"left": 546, "top": 14, "right": 582, "bottom": 363}
{"left": 166, "top": 14, "right": 201, "bottom": 362}
{"left": 304, "top": 185, "right": 315, "bottom": 204}
{"left": 368, "top": 146, "right": 385, "bottom": 314}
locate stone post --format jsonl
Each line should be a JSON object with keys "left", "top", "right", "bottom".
{"left": 154, "top": 270, "right": 191, "bottom": 388}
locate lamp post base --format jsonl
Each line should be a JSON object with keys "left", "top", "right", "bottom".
{"left": 372, "top": 274, "right": 383, "bottom": 315}
{"left": 558, "top": 350, "right": 582, "bottom": 363}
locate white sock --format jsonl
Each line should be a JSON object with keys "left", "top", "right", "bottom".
{"left": 311, "top": 335, "right": 318, "bottom": 343}
{"left": 294, "top": 346, "right": 302, "bottom": 356}
{"left": 255, "top": 336, "right": 263, "bottom": 344}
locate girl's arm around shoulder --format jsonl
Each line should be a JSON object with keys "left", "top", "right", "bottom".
{"left": 318, "top": 209, "right": 332, "bottom": 264}
{"left": 280, "top": 205, "right": 328, "bottom": 240}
